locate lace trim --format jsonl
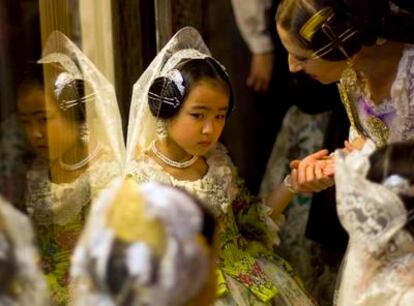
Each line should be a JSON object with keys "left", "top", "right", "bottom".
{"left": 128, "top": 144, "right": 238, "bottom": 218}
{"left": 25, "top": 147, "right": 120, "bottom": 226}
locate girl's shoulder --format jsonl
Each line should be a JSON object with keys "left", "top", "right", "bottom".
{"left": 205, "top": 143, "right": 235, "bottom": 170}
{"left": 127, "top": 156, "right": 172, "bottom": 185}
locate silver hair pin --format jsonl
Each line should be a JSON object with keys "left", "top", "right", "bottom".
{"left": 59, "top": 93, "right": 95, "bottom": 111}
{"left": 54, "top": 72, "right": 95, "bottom": 111}
{"left": 165, "top": 69, "right": 185, "bottom": 96}
{"left": 147, "top": 92, "right": 181, "bottom": 108}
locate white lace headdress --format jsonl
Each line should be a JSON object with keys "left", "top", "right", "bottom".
{"left": 125, "top": 27, "right": 214, "bottom": 168}
{"left": 70, "top": 178, "right": 211, "bottom": 306}
{"left": 335, "top": 140, "right": 409, "bottom": 255}
{"left": 0, "top": 196, "right": 49, "bottom": 305}
{"left": 38, "top": 31, "right": 125, "bottom": 171}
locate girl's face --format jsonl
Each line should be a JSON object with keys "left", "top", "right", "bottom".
{"left": 167, "top": 79, "right": 229, "bottom": 156}
{"left": 17, "top": 85, "right": 80, "bottom": 161}
{"left": 277, "top": 24, "right": 348, "bottom": 84}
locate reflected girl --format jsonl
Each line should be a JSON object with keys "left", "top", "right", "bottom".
{"left": 17, "top": 32, "right": 124, "bottom": 305}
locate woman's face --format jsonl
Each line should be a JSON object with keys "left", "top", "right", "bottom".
{"left": 167, "top": 79, "right": 229, "bottom": 156}
{"left": 277, "top": 24, "right": 348, "bottom": 84}
{"left": 17, "top": 85, "right": 80, "bottom": 161}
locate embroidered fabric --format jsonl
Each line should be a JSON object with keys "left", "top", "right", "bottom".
{"left": 70, "top": 179, "right": 210, "bottom": 306}
{"left": 340, "top": 44, "right": 414, "bottom": 145}
{"left": 128, "top": 144, "right": 315, "bottom": 305}
{"left": 25, "top": 149, "right": 120, "bottom": 226}
{"left": 128, "top": 143, "right": 236, "bottom": 218}
{"left": 0, "top": 196, "right": 49, "bottom": 306}
{"left": 334, "top": 141, "right": 414, "bottom": 305}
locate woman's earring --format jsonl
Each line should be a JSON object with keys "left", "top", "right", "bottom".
{"left": 156, "top": 119, "right": 168, "bottom": 139}
{"left": 79, "top": 123, "right": 89, "bottom": 144}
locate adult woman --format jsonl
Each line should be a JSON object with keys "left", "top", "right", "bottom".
{"left": 18, "top": 32, "right": 124, "bottom": 305}
{"left": 335, "top": 140, "right": 414, "bottom": 305}
{"left": 276, "top": 0, "right": 414, "bottom": 148}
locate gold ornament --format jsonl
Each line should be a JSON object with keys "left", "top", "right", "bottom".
{"left": 107, "top": 179, "right": 166, "bottom": 256}
{"left": 339, "top": 66, "right": 389, "bottom": 147}
{"left": 300, "top": 7, "right": 334, "bottom": 42}
{"left": 366, "top": 115, "right": 389, "bottom": 147}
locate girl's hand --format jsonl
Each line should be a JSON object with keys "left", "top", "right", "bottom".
{"left": 289, "top": 149, "right": 335, "bottom": 193}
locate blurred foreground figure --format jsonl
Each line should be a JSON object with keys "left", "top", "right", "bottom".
{"left": 71, "top": 178, "right": 217, "bottom": 306}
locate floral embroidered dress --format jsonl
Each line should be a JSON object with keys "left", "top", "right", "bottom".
{"left": 340, "top": 44, "right": 414, "bottom": 146}
{"left": 128, "top": 144, "right": 316, "bottom": 306}
{"left": 24, "top": 149, "right": 120, "bottom": 305}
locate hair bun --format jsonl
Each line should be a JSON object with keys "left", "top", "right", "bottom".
{"left": 147, "top": 76, "right": 184, "bottom": 119}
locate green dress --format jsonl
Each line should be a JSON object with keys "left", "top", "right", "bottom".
{"left": 129, "top": 143, "right": 317, "bottom": 305}
{"left": 24, "top": 150, "right": 120, "bottom": 305}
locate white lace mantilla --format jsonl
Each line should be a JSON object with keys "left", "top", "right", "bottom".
{"left": 335, "top": 142, "right": 414, "bottom": 306}
{"left": 25, "top": 148, "right": 121, "bottom": 226}
{"left": 127, "top": 144, "right": 238, "bottom": 218}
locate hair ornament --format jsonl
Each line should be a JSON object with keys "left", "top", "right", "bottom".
{"left": 165, "top": 69, "right": 185, "bottom": 96}
{"left": 300, "top": 7, "right": 334, "bottom": 42}
{"left": 54, "top": 72, "right": 95, "bottom": 111}
{"left": 382, "top": 175, "right": 413, "bottom": 196}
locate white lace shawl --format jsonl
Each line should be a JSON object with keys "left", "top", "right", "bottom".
{"left": 335, "top": 142, "right": 414, "bottom": 306}
{"left": 25, "top": 148, "right": 121, "bottom": 226}
{"left": 127, "top": 143, "right": 237, "bottom": 218}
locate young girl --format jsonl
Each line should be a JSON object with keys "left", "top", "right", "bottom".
{"left": 126, "top": 27, "right": 318, "bottom": 306}
{"left": 18, "top": 32, "right": 124, "bottom": 305}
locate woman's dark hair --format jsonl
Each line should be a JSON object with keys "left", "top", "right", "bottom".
{"left": 367, "top": 141, "right": 414, "bottom": 236}
{"left": 147, "top": 57, "right": 233, "bottom": 119}
{"left": 276, "top": 0, "right": 414, "bottom": 61}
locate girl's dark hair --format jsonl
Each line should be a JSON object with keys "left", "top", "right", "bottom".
{"left": 147, "top": 57, "right": 233, "bottom": 119}
{"left": 53, "top": 76, "right": 89, "bottom": 123}
{"left": 18, "top": 64, "right": 89, "bottom": 123}
{"left": 367, "top": 141, "right": 414, "bottom": 237}
{"left": 276, "top": 0, "right": 414, "bottom": 61}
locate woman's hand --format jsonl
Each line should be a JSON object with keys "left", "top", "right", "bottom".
{"left": 289, "top": 149, "right": 335, "bottom": 193}
{"left": 343, "top": 137, "right": 366, "bottom": 153}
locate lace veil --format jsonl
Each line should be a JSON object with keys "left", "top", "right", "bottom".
{"left": 70, "top": 178, "right": 211, "bottom": 306}
{"left": 0, "top": 196, "right": 49, "bottom": 305}
{"left": 125, "top": 27, "right": 213, "bottom": 168}
{"left": 38, "top": 31, "right": 125, "bottom": 171}
{"left": 334, "top": 141, "right": 414, "bottom": 305}
{"left": 335, "top": 140, "right": 408, "bottom": 254}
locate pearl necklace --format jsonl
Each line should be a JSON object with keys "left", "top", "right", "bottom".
{"left": 151, "top": 140, "right": 198, "bottom": 169}
{"left": 59, "top": 143, "right": 103, "bottom": 171}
